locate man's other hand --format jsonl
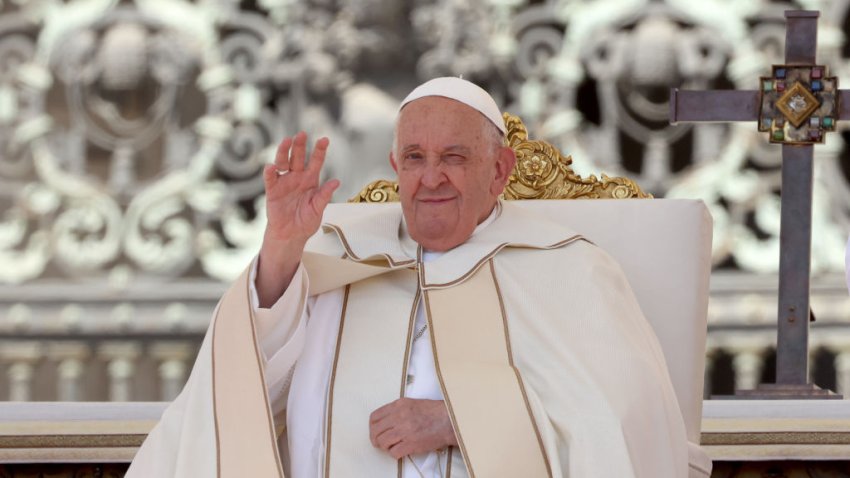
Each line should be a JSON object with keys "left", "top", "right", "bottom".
{"left": 369, "top": 398, "right": 458, "bottom": 459}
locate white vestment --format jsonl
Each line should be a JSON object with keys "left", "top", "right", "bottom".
{"left": 127, "top": 201, "right": 688, "bottom": 478}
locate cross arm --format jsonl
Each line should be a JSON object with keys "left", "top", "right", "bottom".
{"left": 669, "top": 89, "right": 760, "bottom": 124}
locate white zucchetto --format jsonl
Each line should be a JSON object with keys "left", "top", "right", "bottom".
{"left": 399, "top": 77, "right": 506, "bottom": 135}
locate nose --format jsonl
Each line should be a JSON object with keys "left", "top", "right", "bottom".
{"left": 421, "top": 162, "right": 447, "bottom": 189}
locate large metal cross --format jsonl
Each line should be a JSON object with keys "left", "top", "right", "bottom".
{"left": 670, "top": 10, "right": 850, "bottom": 399}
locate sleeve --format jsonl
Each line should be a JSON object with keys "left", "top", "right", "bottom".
{"left": 247, "top": 257, "right": 311, "bottom": 413}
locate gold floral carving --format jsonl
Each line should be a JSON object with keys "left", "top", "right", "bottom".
{"left": 501, "top": 113, "right": 651, "bottom": 200}
{"left": 349, "top": 179, "right": 400, "bottom": 203}
{"left": 349, "top": 112, "right": 651, "bottom": 203}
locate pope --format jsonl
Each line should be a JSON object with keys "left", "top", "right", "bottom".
{"left": 127, "top": 77, "right": 688, "bottom": 477}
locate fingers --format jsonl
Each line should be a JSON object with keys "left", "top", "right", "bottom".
{"left": 263, "top": 164, "right": 285, "bottom": 195}
{"left": 388, "top": 442, "right": 414, "bottom": 460}
{"left": 369, "top": 398, "right": 400, "bottom": 425}
{"left": 274, "top": 133, "right": 329, "bottom": 176}
{"left": 369, "top": 400, "right": 398, "bottom": 447}
{"left": 374, "top": 427, "right": 403, "bottom": 451}
{"left": 263, "top": 164, "right": 277, "bottom": 185}
{"left": 290, "top": 131, "right": 307, "bottom": 172}
{"left": 308, "top": 179, "right": 339, "bottom": 216}
{"left": 307, "top": 137, "right": 330, "bottom": 175}
{"left": 318, "top": 179, "right": 340, "bottom": 202}
{"left": 321, "top": 178, "right": 340, "bottom": 194}
{"left": 369, "top": 414, "right": 391, "bottom": 447}
{"left": 274, "top": 137, "right": 293, "bottom": 172}
{"left": 369, "top": 399, "right": 455, "bottom": 459}
{"left": 370, "top": 420, "right": 412, "bottom": 459}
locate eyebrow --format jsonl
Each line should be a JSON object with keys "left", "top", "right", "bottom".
{"left": 444, "top": 145, "right": 471, "bottom": 154}
{"left": 400, "top": 144, "right": 471, "bottom": 154}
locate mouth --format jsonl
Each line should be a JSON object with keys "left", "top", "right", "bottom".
{"left": 417, "top": 197, "right": 456, "bottom": 205}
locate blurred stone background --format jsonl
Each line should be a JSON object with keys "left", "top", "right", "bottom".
{"left": 0, "top": 0, "right": 849, "bottom": 402}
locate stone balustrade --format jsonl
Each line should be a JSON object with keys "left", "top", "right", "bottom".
{"left": 0, "top": 272, "right": 848, "bottom": 401}
{"left": 0, "top": 335, "right": 202, "bottom": 402}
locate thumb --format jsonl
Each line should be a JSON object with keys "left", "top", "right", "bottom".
{"left": 311, "top": 179, "right": 340, "bottom": 214}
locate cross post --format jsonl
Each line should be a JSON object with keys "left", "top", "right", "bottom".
{"left": 670, "top": 10, "right": 849, "bottom": 399}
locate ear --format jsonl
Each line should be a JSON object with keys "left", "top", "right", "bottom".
{"left": 491, "top": 146, "right": 516, "bottom": 195}
{"left": 389, "top": 152, "right": 398, "bottom": 174}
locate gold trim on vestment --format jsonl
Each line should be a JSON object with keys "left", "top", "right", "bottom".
{"left": 212, "top": 313, "right": 222, "bottom": 477}
{"left": 211, "top": 268, "right": 284, "bottom": 478}
{"left": 245, "top": 277, "right": 286, "bottom": 477}
{"left": 422, "top": 291, "right": 472, "bottom": 477}
{"left": 322, "top": 223, "right": 416, "bottom": 268}
{"left": 418, "top": 236, "right": 585, "bottom": 290}
{"left": 489, "top": 261, "right": 553, "bottom": 478}
{"left": 399, "top": 289, "right": 422, "bottom": 398}
{"left": 446, "top": 447, "right": 453, "bottom": 478}
{"left": 302, "top": 252, "right": 402, "bottom": 296}
{"left": 398, "top": 289, "right": 421, "bottom": 478}
{"left": 423, "top": 259, "right": 551, "bottom": 477}
{"left": 324, "top": 271, "right": 418, "bottom": 477}
{"left": 323, "top": 285, "right": 351, "bottom": 478}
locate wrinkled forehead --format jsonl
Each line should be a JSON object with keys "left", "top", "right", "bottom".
{"left": 395, "top": 96, "right": 500, "bottom": 135}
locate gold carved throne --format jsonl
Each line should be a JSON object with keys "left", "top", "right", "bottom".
{"left": 349, "top": 112, "right": 651, "bottom": 203}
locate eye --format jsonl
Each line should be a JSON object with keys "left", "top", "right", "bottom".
{"left": 444, "top": 153, "right": 466, "bottom": 164}
{"left": 403, "top": 152, "right": 423, "bottom": 161}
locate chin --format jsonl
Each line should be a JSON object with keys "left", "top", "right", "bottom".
{"left": 412, "top": 221, "right": 475, "bottom": 252}
{"left": 409, "top": 222, "right": 449, "bottom": 250}
{"left": 418, "top": 238, "right": 454, "bottom": 252}
{"left": 414, "top": 232, "right": 452, "bottom": 250}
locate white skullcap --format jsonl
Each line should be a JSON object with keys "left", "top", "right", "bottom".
{"left": 399, "top": 77, "right": 506, "bottom": 135}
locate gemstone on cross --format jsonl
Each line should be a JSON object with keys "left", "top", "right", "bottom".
{"left": 759, "top": 65, "right": 837, "bottom": 143}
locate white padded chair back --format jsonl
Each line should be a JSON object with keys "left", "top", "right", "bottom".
{"left": 513, "top": 199, "right": 712, "bottom": 445}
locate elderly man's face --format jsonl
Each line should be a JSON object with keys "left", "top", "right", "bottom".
{"left": 390, "top": 97, "right": 515, "bottom": 251}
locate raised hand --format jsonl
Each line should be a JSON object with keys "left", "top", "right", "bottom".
{"left": 256, "top": 132, "right": 340, "bottom": 307}
{"left": 262, "top": 132, "right": 340, "bottom": 244}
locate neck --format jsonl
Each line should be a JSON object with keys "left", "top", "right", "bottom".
{"left": 417, "top": 202, "right": 501, "bottom": 253}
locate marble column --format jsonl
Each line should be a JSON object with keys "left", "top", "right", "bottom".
{"left": 834, "top": 349, "right": 850, "bottom": 399}
{"left": 99, "top": 342, "right": 141, "bottom": 402}
{"left": 150, "top": 342, "right": 192, "bottom": 401}
{"left": 1, "top": 342, "right": 41, "bottom": 401}
{"left": 704, "top": 348, "right": 717, "bottom": 398}
{"left": 730, "top": 345, "right": 767, "bottom": 391}
{"left": 48, "top": 342, "right": 90, "bottom": 401}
